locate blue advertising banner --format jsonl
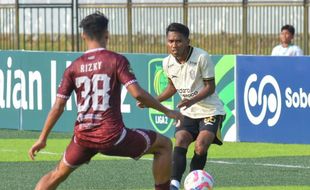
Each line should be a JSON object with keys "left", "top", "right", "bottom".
{"left": 236, "top": 56, "right": 310, "bottom": 144}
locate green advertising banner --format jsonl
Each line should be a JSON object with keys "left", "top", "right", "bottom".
{"left": 148, "top": 58, "right": 175, "bottom": 135}
{"left": 0, "top": 52, "right": 21, "bottom": 130}
{"left": 213, "top": 55, "right": 236, "bottom": 141}
{"left": 0, "top": 51, "right": 235, "bottom": 140}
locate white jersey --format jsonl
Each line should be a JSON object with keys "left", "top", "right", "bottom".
{"left": 271, "top": 44, "right": 303, "bottom": 56}
{"left": 162, "top": 46, "right": 226, "bottom": 118}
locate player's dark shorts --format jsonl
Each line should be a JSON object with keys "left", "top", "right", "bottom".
{"left": 62, "top": 128, "right": 157, "bottom": 168}
{"left": 175, "top": 115, "right": 226, "bottom": 145}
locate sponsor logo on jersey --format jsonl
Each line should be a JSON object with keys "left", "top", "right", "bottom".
{"left": 188, "top": 61, "right": 197, "bottom": 65}
{"left": 190, "top": 70, "right": 195, "bottom": 80}
{"left": 168, "top": 63, "right": 175, "bottom": 68}
{"left": 177, "top": 89, "right": 198, "bottom": 98}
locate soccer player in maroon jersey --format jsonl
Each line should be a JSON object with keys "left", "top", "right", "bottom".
{"left": 28, "top": 12, "right": 183, "bottom": 190}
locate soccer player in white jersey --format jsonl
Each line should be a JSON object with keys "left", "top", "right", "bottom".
{"left": 137, "top": 23, "right": 226, "bottom": 190}
{"left": 271, "top": 24, "right": 303, "bottom": 56}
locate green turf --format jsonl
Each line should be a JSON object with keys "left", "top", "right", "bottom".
{"left": 1, "top": 158, "right": 309, "bottom": 190}
{"left": 0, "top": 129, "right": 72, "bottom": 139}
{"left": 1, "top": 138, "right": 310, "bottom": 162}
{"left": 0, "top": 129, "right": 310, "bottom": 190}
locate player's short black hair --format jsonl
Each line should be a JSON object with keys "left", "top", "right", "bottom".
{"left": 166, "top": 23, "right": 190, "bottom": 38}
{"left": 79, "top": 11, "right": 109, "bottom": 41}
{"left": 281, "top": 24, "right": 295, "bottom": 36}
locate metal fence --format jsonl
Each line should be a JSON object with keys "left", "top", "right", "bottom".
{"left": 0, "top": 0, "right": 309, "bottom": 55}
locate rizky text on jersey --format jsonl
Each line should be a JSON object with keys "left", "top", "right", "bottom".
{"left": 80, "top": 61, "right": 102, "bottom": 73}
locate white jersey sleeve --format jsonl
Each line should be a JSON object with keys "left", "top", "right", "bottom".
{"left": 199, "top": 54, "right": 215, "bottom": 80}
{"left": 162, "top": 56, "right": 171, "bottom": 78}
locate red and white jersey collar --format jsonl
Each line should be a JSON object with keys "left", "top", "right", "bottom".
{"left": 84, "top": 47, "right": 106, "bottom": 54}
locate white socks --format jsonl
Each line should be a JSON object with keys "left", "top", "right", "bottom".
{"left": 171, "top": 180, "right": 180, "bottom": 188}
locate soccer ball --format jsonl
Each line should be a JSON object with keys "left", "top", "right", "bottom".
{"left": 184, "top": 170, "right": 214, "bottom": 190}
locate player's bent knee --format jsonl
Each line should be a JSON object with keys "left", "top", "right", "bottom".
{"left": 49, "top": 170, "right": 68, "bottom": 183}
{"left": 175, "top": 131, "right": 193, "bottom": 147}
{"left": 151, "top": 133, "right": 172, "bottom": 154}
{"left": 194, "top": 146, "right": 207, "bottom": 155}
{"left": 164, "top": 138, "right": 173, "bottom": 152}
{"left": 194, "top": 143, "right": 209, "bottom": 155}
{"left": 175, "top": 136, "right": 192, "bottom": 147}
{"left": 53, "top": 170, "right": 70, "bottom": 181}
{"left": 51, "top": 162, "right": 74, "bottom": 183}
{"left": 159, "top": 134, "right": 173, "bottom": 149}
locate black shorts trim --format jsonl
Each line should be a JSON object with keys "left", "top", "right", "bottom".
{"left": 175, "top": 115, "right": 225, "bottom": 145}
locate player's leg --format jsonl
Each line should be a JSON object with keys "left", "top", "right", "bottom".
{"left": 35, "top": 137, "right": 97, "bottom": 190}
{"left": 189, "top": 130, "right": 214, "bottom": 171}
{"left": 104, "top": 128, "right": 172, "bottom": 190}
{"left": 171, "top": 116, "right": 197, "bottom": 190}
{"left": 145, "top": 133, "right": 173, "bottom": 190}
{"left": 190, "top": 115, "right": 225, "bottom": 171}
{"left": 35, "top": 159, "right": 75, "bottom": 190}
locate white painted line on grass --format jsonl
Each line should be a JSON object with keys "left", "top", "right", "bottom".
{"left": 0, "top": 149, "right": 62, "bottom": 155}
{"left": 209, "top": 160, "right": 310, "bottom": 169}
{"left": 253, "top": 162, "right": 310, "bottom": 169}
{"left": 1, "top": 148, "right": 309, "bottom": 169}
{"left": 99, "top": 156, "right": 310, "bottom": 169}
{"left": 40, "top": 151, "right": 62, "bottom": 155}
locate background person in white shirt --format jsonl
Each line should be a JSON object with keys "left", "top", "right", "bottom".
{"left": 271, "top": 24, "right": 303, "bottom": 56}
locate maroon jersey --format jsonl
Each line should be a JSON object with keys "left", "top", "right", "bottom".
{"left": 57, "top": 48, "right": 137, "bottom": 145}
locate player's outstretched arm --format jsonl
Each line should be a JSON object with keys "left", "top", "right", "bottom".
{"left": 128, "top": 83, "right": 183, "bottom": 122}
{"left": 136, "top": 78, "right": 176, "bottom": 108}
{"left": 156, "top": 78, "right": 177, "bottom": 102}
{"left": 28, "top": 97, "right": 67, "bottom": 160}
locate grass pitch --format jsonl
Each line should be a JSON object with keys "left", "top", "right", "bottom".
{"left": 0, "top": 129, "right": 310, "bottom": 190}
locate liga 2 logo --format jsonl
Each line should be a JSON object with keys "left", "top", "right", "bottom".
{"left": 244, "top": 74, "right": 310, "bottom": 127}
{"left": 148, "top": 58, "right": 175, "bottom": 134}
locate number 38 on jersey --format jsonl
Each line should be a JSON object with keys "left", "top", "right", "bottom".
{"left": 75, "top": 74, "right": 111, "bottom": 112}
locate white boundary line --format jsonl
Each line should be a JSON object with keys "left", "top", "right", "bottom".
{"left": 1, "top": 148, "right": 309, "bottom": 169}
{"left": 0, "top": 149, "right": 62, "bottom": 155}
{"left": 208, "top": 160, "right": 310, "bottom": 169}
{"left": 97, "top": 156, "right": 310, "bottom": 170}
{"left": 40, "top": 151, "right": 62, "bottom": 155}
